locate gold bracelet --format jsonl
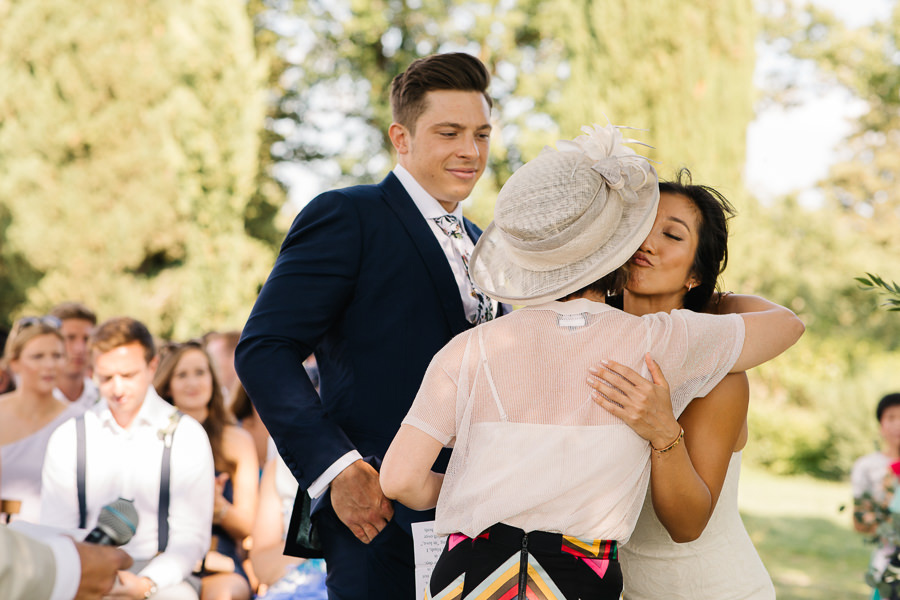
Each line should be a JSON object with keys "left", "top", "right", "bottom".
{"left": 651, "top": 427, "right": 684, "bottom": 455}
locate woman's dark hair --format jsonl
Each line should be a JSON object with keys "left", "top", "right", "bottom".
{"left": 562, "top": 266, "right": 630, "bottom": 302}
{"left": 229, "top": 383, "right": 253, "bottom": 422}
{"left": 660, "top": 168, "right": 735, "bottom": 312}
{"left": 154, "top": 341, "right": 236, "bottom": 474}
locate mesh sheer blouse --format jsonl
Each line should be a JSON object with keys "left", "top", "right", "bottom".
{"left": 403, "top": 298, "right": 744, "bottom": 542}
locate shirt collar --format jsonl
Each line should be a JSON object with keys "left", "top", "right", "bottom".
{"left": 529, "top": 298, "right": 617, "bottom": 315}
{"left": 94, "top": 387, "right": 176, "bottom": 431}
{"left": 393, "top": 164, "right": 464, "bottom": 221}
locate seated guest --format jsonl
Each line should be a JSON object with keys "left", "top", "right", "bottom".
{"left": 203, "top": 331, "right": 241, "bottom": 400}
{"left": 41, "top": 317, "right": 214, "bottom": 600}
{"left": 49, "top": 302, "right": 100, "bottom": 410}
{"left": 1, "top": 316, "right": 80, "bottom": 523}
{"left": 250, "top": 444, "right": 326, "bottom": 600}
{"left": 229, "top": 384, "right": 269, "bottom": 471}
{"left": 155, "top": 341, "right": 258, "bottom": 600}
{"left": 0, "top": 328, "right": 14, "bottom": 395}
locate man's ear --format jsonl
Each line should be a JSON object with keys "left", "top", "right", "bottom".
{"left": 388, "top": 122, "right": 410, "bottom": 154}
{"left": 147, "top": 355, "right": 159, "bottom": 376}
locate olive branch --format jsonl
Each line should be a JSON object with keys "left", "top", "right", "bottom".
{"left": 857, "top": 273, "right": 900, "bottom": 311}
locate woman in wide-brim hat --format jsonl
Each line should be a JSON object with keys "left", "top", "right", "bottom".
{"left": 381, "top": 123, "right": 804, "bottom": 600}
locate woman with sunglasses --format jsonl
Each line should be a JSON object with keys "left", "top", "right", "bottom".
{"left": 0, "top": 316, "right": 80, "bottom": 523}
{"left": 155, "top": 342, "right": 258, "bottom": 600}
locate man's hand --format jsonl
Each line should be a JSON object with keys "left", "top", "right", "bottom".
{"left": 330, "top": 459, "right": 394, "bottom": 544}
{"left": 99, "top": 569, "right": 153, "bottom": 600}
{"left": 72, "top": 541, "right": 132, "bottom": 600}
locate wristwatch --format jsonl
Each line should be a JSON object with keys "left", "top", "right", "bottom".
{"left": 143, "top": 578, "right": 158, "bottom": 599}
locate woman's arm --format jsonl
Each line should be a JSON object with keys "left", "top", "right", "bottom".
{"left": 661, "top": 373, "right": 749, "bottom": 539}
{"left": 213, "top": 426, "right": 260, "bottom": 541}
{"left": 250, "top": 458, "right": 302, "bottom": 586}
{"left": 715, "top": 294, "right": 805, "bottom": 373}
{"left": 588, "top": 357, "right": 749, "bottom": 541}
{"left": 380, "top": 425, "right": 445, "bottom": 510}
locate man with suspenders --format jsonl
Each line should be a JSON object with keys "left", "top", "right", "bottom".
{"left": 41, "top": 317, "right": 214, "bottom": 600}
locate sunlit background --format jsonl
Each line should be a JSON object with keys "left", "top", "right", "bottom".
{"left": 2, "top": 1, "right": 899, "bottom": 595}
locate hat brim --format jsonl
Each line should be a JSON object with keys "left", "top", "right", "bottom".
{"left": 470, "top": 183, "right": 659, "bottom": 306}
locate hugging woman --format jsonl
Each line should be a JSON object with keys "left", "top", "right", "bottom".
{"left": 381, "top": 124, "right": 803, "bottom": 600}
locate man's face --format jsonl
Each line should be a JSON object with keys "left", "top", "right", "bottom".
{"left": 60, "top": 318, "right": 94, "bottom": 377}
{"left": 93, "top": 341, "right": 157, "bottom": 427}
{"left": 391, "top": 89, "right": 492, "bottom": 211}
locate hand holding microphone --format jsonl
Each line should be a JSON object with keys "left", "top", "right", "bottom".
{"left": 76, "top": 498, "right": 140, "bottom": 599}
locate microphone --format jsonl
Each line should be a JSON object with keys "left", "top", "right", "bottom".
{"left": 83, "top": 497, "right": 139, "bottom": 546}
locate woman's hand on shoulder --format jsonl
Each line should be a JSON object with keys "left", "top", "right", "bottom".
{"left": 587, "top": 354, "right": 681, "bottom": 448}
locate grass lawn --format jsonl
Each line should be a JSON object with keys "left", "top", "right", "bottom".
{"left": 739, "top": 464, "right": 873, "bottom": 599}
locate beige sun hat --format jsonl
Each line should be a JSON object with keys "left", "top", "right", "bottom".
{"left": 470, "top": 123, "right": 659, "bottom": 305}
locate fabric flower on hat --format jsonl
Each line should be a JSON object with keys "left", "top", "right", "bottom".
{"left": 556, "top": 123, "right": 654, "bottom": 197}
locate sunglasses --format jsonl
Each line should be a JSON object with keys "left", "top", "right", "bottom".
{"left": 15, "top": 315, "right": 62, "bottom": 334}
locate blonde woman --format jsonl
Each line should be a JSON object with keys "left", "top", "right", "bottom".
{"left": 0, "top": 316, "right": 79, "bottom": 522}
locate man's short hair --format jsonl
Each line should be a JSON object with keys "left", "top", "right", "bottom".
{"left": 49, "top": 301, "right": 98, "bottom": 325}
{"left": 390, "top": 52, "right": 492, "bottom": 133}
{"left": 91, "top": 317, "right": 155, "bottom": 363}
{"left": 877, "top": 393, "right": 900, "bottom": 422}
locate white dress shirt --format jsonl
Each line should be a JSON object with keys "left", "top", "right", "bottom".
{"left": 53, "top": 377, "right": 100, "bottom": 412}
{"left": 305, "top": 164, "right": 491, "bottom": 499}
{"left": 40, "top": 388, "right": 214, "bottom": 590}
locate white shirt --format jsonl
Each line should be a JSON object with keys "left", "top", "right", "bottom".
{"left": 306, "top": 164, "right": 493, "bottom": 499}
{"left": 393, "top": 163, "right": 486, "bottom": 323}
{"left": 53, "top": 377, "right": 100, "bottom": 412}
{"left": 41, "top": 388, "right": 214, "bottom": 590}
{"left": 852, "top": 451, "right": 894, "bottom": 502}
{"left": 405, "top": 299, "right": 744, "bottom": 541}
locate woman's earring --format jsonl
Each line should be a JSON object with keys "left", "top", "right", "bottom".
{"left": 687, "top": 282, "right": 694, "bottom": 292}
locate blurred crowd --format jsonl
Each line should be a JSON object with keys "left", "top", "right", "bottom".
{"left": 0, "top": 302, "right": 325, "bottom": 600}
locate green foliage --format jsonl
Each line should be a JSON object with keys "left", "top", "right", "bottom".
{"left": 260, "top": 0, "right": 756, "bottom": 226}
{"left": 543, "top": 0, "right": 758, "bottom": 196}
{"left": 857, "top": 273, "right": 900, "bottom": 311}
{"left": 0, "top": 0, "right": 275, "bottom": 337}
{"left": 739, "top": 2, "right": 900, "bottom": 480}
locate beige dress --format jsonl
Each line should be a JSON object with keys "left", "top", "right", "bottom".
{"left": 620, "top": 451, "right": 775, "bottom": 599}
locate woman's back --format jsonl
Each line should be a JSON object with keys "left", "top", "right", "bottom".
{"left": 405, "top": 299, "right": 744, "bottom": 541}
{"left": 620, "top": 451, "right": 775, "bottom": 599}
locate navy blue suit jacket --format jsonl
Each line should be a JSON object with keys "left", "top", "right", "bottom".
{"left": 236, "top": 172, "right": 503, "bottom": 537}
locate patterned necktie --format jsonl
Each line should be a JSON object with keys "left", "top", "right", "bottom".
{"left": 432, "top": 215, "right": 494, "bottom": 324}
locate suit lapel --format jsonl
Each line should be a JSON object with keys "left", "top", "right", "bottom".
{"left": 379, "top": 173, "right": 471, "bottom": 335}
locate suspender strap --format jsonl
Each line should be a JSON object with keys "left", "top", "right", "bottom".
{"left": 76, "top": 414, "right": 87, "bottom": 529}
{"left": 157, "top": 411, "right": 182, "bottom": 553}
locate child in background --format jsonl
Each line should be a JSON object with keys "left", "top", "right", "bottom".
{"left": 852, "top": 393, "right": 900, "bottom": 600}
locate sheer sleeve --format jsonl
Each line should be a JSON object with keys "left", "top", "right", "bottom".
{"left": 402, "top": 332, "right": 472, "bottom": 446}
{"left": 649, "top": 311, "right": 745, "bottom": 417}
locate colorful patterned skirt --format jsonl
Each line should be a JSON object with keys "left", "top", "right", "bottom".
{"left": 427, "top": 523, "right": 621, "bottom": 600}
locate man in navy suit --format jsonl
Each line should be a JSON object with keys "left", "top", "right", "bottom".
{"left": 235, "top": 53, "right": 502, "bottom": 599}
